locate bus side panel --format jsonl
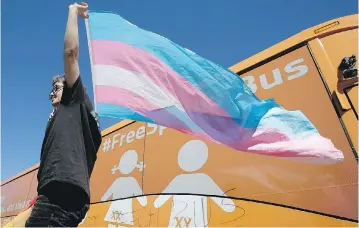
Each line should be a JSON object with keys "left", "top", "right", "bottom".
{"left": 309, "top": 28, "right": 358, "bottom": 152}
{"left": 0, "top": 171, "right": 35, "bottom": 217}
{"left": 238, "top": 45, "right": 357, "bottom": 219}
{"left": 84, "top": 44, "right": 358, "bottom": 227}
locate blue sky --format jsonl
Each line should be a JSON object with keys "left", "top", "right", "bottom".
{"left": 1, "top": 0, "right": 357, "bottom": 181}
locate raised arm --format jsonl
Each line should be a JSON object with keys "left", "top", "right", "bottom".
{"left": 64, "top": 2, "right": 88, "bottom": 88}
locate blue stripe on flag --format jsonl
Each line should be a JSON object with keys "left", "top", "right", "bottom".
{"left": 97, "top": 102, "right": 155, "bottom": 123}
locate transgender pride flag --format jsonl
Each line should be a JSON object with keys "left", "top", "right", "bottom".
{"left": 85, "top": 11, "right": 344, "bottom": 163}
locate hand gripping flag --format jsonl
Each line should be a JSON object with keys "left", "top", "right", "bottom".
{"left": 85, "top": 11, "right": 344, "bottom": 163}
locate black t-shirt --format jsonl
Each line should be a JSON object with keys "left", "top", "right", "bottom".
{"left": 37, "top": 76, "right": 102, "bottom": 206}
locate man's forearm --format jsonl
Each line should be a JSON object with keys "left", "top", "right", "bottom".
{"left": 64, "top": 7, "right": 79, "bottom": 56}
{"left": 63, "top": 5, "right": 81, "bottom": 87}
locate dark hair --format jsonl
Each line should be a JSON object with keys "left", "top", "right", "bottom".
{"left": 52, "top": 75, "right": 65, "bottom": 86}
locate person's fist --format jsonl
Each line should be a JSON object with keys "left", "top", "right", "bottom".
{"left": 69, "top": 2, "right": 89, "bottom": 19}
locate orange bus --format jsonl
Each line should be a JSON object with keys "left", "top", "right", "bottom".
{"left": 1, "top": 14, "right": 358, "bottom": 227}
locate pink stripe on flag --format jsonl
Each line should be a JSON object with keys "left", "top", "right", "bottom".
{"left": 96, "top": 85, "right": 156, "bottom": 114}
{"left": 232, "top": 133, "right": 343, "bottom": 161}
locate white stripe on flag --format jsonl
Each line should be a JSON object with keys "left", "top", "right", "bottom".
{"left": 94, "top": 64, "right": 183, "bottom": 110}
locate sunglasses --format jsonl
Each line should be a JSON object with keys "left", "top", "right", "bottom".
{"left": 49, "top": 85, "right": 64, "bottom": 100}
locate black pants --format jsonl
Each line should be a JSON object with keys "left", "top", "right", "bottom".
{"left": 25, "top": 195, "right": 89, "bottom": 227}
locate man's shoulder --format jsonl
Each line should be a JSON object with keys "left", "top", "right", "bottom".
{"left": 65, "top": 74, "right": 83, "bottom": 88}
{"left": 61, "top": 75, "right": 86, "bottom": 105}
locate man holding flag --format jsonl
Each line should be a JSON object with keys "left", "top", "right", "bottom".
{"left": 25, "top": 0, "right": 344, "bottom": 226}
{"left": 25, "top": 2, "right": 101, "bottom": 227}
